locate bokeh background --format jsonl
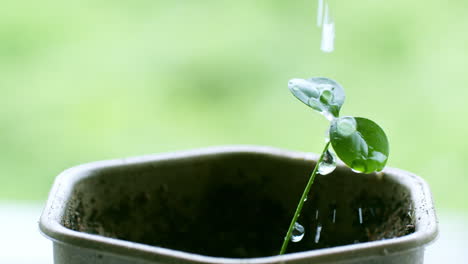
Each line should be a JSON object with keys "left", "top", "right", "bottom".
{"left": 1, "top": 0, "right": 467, "bottom": 213}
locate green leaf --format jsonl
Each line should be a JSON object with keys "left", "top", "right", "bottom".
{"left": 329, "top": 117, "right": 389, "bottom": 173}
{"left": 288, "top": 77, "right": 345, "bottom": 120}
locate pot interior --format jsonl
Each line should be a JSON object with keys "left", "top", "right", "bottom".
{"left": 62, "top": 152, "right": 414, "bottom": 258}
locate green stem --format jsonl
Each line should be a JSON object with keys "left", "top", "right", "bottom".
{"left": 279, "top": 141, "right": 331, "bottom": 255}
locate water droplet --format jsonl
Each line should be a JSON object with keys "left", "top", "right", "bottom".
{"left": 320, "top": 89, "right": 334, "bottom": 105}
{"left": 314, "top": 224, "right": 322, "bottom": 243}
{"left": 370, "top": 151, "right": 388, "bottom": 164}
{"left": 315, "top": 209, "right": 319, "bottom": 220}
{"left": 288, "top": 78, "right": 319, "bottom": 98}
{"left": 303, "top": 197, "right": 308, "bottom": 202}
{"left": 308, "top": 98, "right": 325, "bottom": 112}
{"left": 316, "top": 0, "right": 324, "bottom": 27}
{"left": 320, "top": 4, "right": 335, "bottom": 53}
{"left": 291, "top": 222, "right": 305, "bottom": 242}
{"left": 332, "top": 209, "right": 336, "bottom": 223}
{"left": 317, "top": 1, "right": 335, "bottom": 53}
{"left": 318, "top": 149, "right": 337, "bottom": 175}
{"left": 358, "top": 207, "right": 363, "bottom": 224}
{"left": 336, "top": 117, "right": 357, "bottom": 137}
{"left": 351, "top": 133, "right": 369, "bottom": 157}
{"left": 351, "top": 160, "right": 367, "bottom": 173}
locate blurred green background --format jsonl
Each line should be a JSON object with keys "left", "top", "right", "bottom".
{"left": 1, "top": 0, "right": 466, "bottom": 210}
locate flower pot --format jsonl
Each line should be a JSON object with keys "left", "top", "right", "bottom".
{"left": 39, "top": 146, "right": 438, "bottom": 264}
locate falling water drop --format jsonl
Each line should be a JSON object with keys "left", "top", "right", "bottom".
{"left": 315, "top": 209, "right": 319, "bottom": 220}
{"left": 314, "top": 224, "right": 323, "bottom": 243}
{"left": 358, "top": 207, "right": 363, "bottom": 224}
{"left": 320, "top": 3, "right": 335, "bottom": 53}
{"left": 316, "top": 0, "right": 324, "bottom": 27}
{"left": 332, "top": 209, "right": 336, "bottom": 223}
{"left": 291, "top": 222, "right": 305, "bottom": 242}
{"left": 318, "top": 149, "right": 337, "bottom": 175}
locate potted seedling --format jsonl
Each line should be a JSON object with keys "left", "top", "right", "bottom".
{"left": 39, "top": 77, "right": 437, "bottom": 264}
{"left": 279, "top": 77, "right": 391, "bottom": 254}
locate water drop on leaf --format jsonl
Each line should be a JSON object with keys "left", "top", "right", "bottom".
{"left": 336, "top": 117, "right": 357, "bottom": 136}
{"left": 288, "top": 77, "right": 345, "bottom": 120}
{"left": 351, "top": 160, "right": 367, "bottom": 173}
{"left": 320, "top": 89, "right": 334, "bottom": 105}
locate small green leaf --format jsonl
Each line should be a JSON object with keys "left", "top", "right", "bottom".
{"left": 288, "top": 77, "right": 345, "bottom": 120}
{"left": 329, "top": 117, "right": 389, "bottom": 173}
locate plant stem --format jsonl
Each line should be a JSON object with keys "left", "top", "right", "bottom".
{"left": 279, "top": 141, "right": 331, "bottom": 255}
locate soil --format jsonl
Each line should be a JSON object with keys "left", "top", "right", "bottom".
{"left": 63, "top": 156, "right": 415, "bottom": 258}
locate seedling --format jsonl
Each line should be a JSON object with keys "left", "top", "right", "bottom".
{"left": 279, "top": 77, "right": 389, "bottom": 254}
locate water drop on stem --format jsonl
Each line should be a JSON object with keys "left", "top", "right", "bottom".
{"left": 291, "top": 222, "right": 305, "bottom": 242}
{"left": 318, "top": 149, "right": 337, "bottom": 175}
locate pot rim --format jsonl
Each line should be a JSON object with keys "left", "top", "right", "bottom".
{"left": 39, "top": 145, "right": 438, "bottom": 264}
